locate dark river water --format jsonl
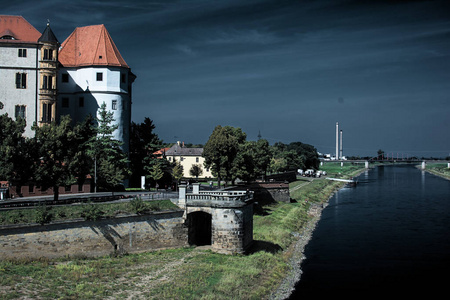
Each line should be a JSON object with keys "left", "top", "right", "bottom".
{"left": 289, "top": 165, "right": 450, "bottom": 298}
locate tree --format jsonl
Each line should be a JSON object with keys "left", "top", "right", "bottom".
{"left": 71, "top": 115, "right": 96, "bottom": 188}
{"left": 129, "top": 118, "right": 162, "bottom": 187}
{"left": 88, "top": 103, "right": 129, "bottom": 192}
{"left": 252, "top": 139, "right": 272, "bottom": 180}
{"left": 147, "top": 162, "right": 164, "bottom": 189}
{"left": 172, "top": 162, "right": 184, "bottom": 190}
{"left": 32, "top": 115, "right": 78, "bottom": 201}
{"left": 203, "top": 125, "right": 246, "bottom": 187}
{"left": 189, "top": 164, "right": 203, "bottom": 179}
{"left": 0, "top": 110, "right": 34, "bottom": 192}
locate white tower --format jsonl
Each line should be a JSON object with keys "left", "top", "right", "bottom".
{"left": 339, "top": 130, "right": 343, "bottom": 159}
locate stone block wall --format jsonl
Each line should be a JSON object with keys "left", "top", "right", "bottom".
{"left": 211, "top": 204, "right": 253, "bottom": 254}
{"left": 0, "top": 211, "right": 187, "bottom": 260}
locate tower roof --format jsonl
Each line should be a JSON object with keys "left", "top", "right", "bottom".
{"left": 59, "top": 24, "right": 129, "bottom": 68}
{"left": 38, "top": 22, "right": 59, "bottom": 44}
{"left": 0, "top": 15, "right": 41, "bottom": 44}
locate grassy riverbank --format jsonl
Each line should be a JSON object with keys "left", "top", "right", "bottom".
{"left": 0, "top": 164, "right": 364, "bottom": 299}
{"left": 424, "top": 163, "right": 450, "bottom": 180}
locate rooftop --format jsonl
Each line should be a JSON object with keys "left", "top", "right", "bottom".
{"left": 59, "top": 24, "right": 129, "bottom": 68}
{"left": 0, "top": 15, "right": 41, "bottom": 44}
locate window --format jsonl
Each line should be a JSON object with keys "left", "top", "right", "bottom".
{"left": 180, "top": 157, "right": 184, "bottom": 161}
{"left": 42, "top": 103, "right": 52, "bottom": 122}
{"left": 62, "top": 98, "right": 69, "bottom": 108}
{"left": 42, "top": 75, "right": 53, "bottom": 90}
{"left": 43, "top": 48, "right": 53, "bottom": 60}
{"left": 79, "top": 97, "right": 84, "bottom": 107}
{"left": 62, "top": 73, "right": 69, "bottom": 83}
{"left": 15, "top": 73, "right": 27, "bottom": 89}
{"left": 96, "top": 72, "right": 103, "bottom": 81}
{"left": 121, "top": 73, "right": 126, "bottom": 83}
{"left": 15, "top": 105, "right": 26, "bottom": 120}
{"left": 112, "top": 100, "right": 117, "bottom": 110}
{"left": 18, "top": 49, "right": 27, "bottom": 57}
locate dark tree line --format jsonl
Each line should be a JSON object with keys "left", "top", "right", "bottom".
{"left": 203, "top": 125, "right": 319, "bottom": 187}
{"left": 1, "top": 102, "right": 129, "bottom": 201}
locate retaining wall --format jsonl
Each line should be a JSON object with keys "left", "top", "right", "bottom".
{"left": 0, "top": 211, "right": 188, "bottom": 260}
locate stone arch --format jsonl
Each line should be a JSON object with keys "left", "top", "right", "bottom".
{"left": 187, "top": 211, "right": 212, "bottom": 246}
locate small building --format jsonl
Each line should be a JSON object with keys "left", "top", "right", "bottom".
{"left": 164, "top": 142, "right": 213, "bottom": 179}
{"left": 178, "top": 183, "right": 254, "bottom": 254}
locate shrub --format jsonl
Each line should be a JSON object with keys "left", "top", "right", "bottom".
{"left": 129, "top": 197, "right": 148, "bottom": 214}
{"left": 81, "top": 202, "right": 103, "bottom": 221}
{"left": 35, "top": 204, "right": 53, "bottom": 225}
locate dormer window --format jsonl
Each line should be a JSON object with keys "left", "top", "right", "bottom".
{"left": 0, "top": 35, "right": 15, "bottom": 40}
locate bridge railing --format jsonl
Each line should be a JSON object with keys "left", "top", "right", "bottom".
{"left": 186, "top": 191, "right": 253, "bottom": 202}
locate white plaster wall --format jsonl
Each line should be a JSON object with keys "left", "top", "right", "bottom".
{"left": 57, "top": 66, "right": 131, "bottom": 152}
{"left": 0, "top": 45, "right": 39, "bottom": 137}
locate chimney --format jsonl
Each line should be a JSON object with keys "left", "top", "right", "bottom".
{"left": 336, "top": 122, "right": 339, "bottom": 160}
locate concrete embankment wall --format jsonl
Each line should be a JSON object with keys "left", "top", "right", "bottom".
{"left": 0, "top": 211, "right": 188, "bottom": 260}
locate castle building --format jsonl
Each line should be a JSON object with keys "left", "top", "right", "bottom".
{"left": 0, "top": 15, "right": 135, "bottom": 152}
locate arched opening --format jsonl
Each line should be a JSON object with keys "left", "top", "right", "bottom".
{"left": 187, "top": 211, "right": 212, "bottom": 246}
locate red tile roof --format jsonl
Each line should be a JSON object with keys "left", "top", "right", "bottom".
{"left": 0, "top": 15, "right": 41, "bottom": 44}
{"left": 59, "top": 24, "right": 129, "bottom": 68}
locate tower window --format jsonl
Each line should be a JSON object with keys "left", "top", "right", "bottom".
{"left": 62, "top": 73, "right": 69, "bottom": 83}
{"left": 42, "top": 75, "right": 53, "bottom": 90}
{"left": 121, "top": 73, "right": 126, "bottom": 83}
{"left": 15, "top": 105, "right": 26, "bottom": 120}
{"left": 79, "top": 97, "right": 84, "bottom": 107}
{"left": 43, "top": 49, "right": 53, "bottom": 60}
{"left": 112, "top": 100, "right": 117, "bottom": 110}
{"left": 18, "top": 49, "right": 27, "bottom": 57}
{"left": 15, "top": 73, "right": 27, "bottom": 89}
{"left": 42, "top": 103, "right": 53, "bottom": 123}
{"left": 96, "top": 72, "right": 103, "bottom": 81}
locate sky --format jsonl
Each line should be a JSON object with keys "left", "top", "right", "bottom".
{"left": 3, "top": 0, "right": 450, "bottom": 158}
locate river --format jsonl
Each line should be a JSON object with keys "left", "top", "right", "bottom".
{"left": 289, "top": 165, "right": 450, "bottom": 298}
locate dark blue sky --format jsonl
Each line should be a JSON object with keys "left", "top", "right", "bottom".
{"left": 4, "top": 0, "right": 450, "bottom": 157}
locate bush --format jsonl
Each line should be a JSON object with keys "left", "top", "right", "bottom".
{"left": 129, "top": 197, "right": 148, "bottom": 214}
{"left": 35, "top": 204, "right": 53, "bottom": 225}
{"left": 81, "top": 202, "right": 103, "bottom": 221}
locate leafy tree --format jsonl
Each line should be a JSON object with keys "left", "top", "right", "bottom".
{"left": 88, "top": 103, "right": 129, "bottom": 192}
{"left": 232, "top": 141, "right": 256, "bottom": 183}
{"left": 129, "top": 118, "right": 162, "bottom": 187}
{"left": 189, "top": 164, "right": 203, "bottom": 179}
{"left": 203, "top": 125, "right": 246, "bottom": 187}
{"left": 32, "top": 115, "right": 78, "bottom": 201}
{"left": 0, "top": 111, "right": 32, "bottom": 190}
{"left": 71, "top": 115, "right": 96, "bottom": 188}
{"left": 252, "top": 139, "right": 272, "bottom": 179}
{"left": 172, "top": 161, "right": 184, "bottom": 190}
{"left": 147, "top": 163, "right": 164, "bottom": 189}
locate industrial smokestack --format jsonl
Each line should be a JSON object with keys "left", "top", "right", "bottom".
{"left": 340, "top": 130, "right": 343, "bottom": 159}
{"left": 336, "top": 122, "right": 339, "bottom": 160}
